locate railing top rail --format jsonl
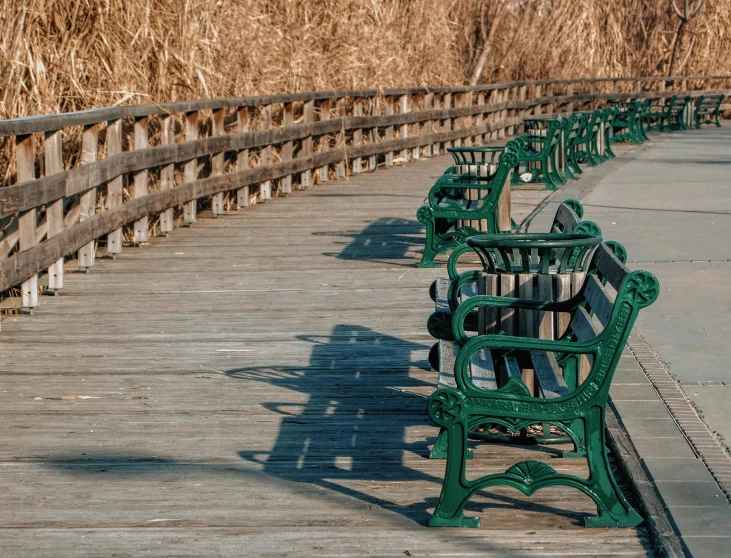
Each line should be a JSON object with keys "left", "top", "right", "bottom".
{"left": 1, "top": 75, "right": 730, "bottom": 137}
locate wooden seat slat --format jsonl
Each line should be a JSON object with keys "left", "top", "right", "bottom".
{"left": 583, "top": 274, "right": 615, "bottom": 327}
{"left": 437, "top": 340, "right": 497, "bottom": 390}
{"left": 569, "top": 306, "right": 600, "bottom": 342}
{"left": 530, "top": 350, "right": 569, "bottom": 399}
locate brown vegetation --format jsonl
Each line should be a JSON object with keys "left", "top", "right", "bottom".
{"left": 1, "top": 0, "right": 730, "bottom": 120}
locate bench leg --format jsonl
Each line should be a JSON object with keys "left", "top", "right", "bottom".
{"left": 417, "top": 210, "right": 441, "bottom": 268}
{"left": 428, "top": 420, "right": 480, "bottom": 527}
{"left": 582, "top": 408, "right": 643, "bottom": 528}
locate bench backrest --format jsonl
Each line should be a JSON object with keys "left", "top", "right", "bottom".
{"left": 695, "top": 94, "right": 725, "bottom": 111}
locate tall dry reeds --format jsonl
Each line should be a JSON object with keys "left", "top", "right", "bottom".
{"left": 1, "top": 0, "right": 730, "bottom": 120}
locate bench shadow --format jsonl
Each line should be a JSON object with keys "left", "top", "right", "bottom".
{"left": 40, "top": 324, "right": 595, "bottom": 529}
{"left": 315, "top": 216, "right": 425, "bottom": 266}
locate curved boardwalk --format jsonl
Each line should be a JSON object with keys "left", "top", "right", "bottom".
{"left": 0, "top": 156, "right": 652, "bottom": 556}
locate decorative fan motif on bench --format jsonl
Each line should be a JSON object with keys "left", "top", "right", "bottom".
{"left": 505, "top": 460, "right": 558, "bottom": 485}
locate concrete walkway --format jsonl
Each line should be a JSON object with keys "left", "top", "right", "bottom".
{"left": 535, "top": 126, "right": 731, "bottom": 558}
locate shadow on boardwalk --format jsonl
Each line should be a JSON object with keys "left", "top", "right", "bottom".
{"left": 231, "top": 324, "right": 437, "bottom": 523}
{"left": 316, "top": 217, "right": 425, "bottom": 265}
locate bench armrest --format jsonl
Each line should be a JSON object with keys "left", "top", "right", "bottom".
{"left": 452, "top": 293, "right": 581, "bottom": 343}
{"left": 452, "top": 335, "right": 598, "bottom": 396}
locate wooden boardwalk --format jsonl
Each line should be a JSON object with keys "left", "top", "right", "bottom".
{"left": 0, "top": 156, "right": 653, "bottom": 556}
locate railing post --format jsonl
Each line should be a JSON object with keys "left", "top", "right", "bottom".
{"left": 300, "top": 100, "right": 314, "bottom": 187}
{"left": 106, "top": 119, "right": 124, "bottom": 253}
{"left": 352, "top": 97, "right": 363, "bottom": 174}
{"left": 399, "top": 94, "right": 409, "bottom": 164}
{"left": 211, "top": 108, "right": 225, "bottom": 214}
{"left": 259, "top": 104, "right": 272, "bottom": 199}
{"left": 367, "top": 96, "right": 377, "bottom": 171}
{"left": 518, "top": 86, "right": 527, "bottom": 133}
{"left": 236, "top": 107, "right": 251, "bottom": 208}
{"left": 160, "top": 116, "right": 175, "bottom": 233}
{"left": 423, "top": 91, "right": 434, "bottom": 154}
{"left": 566, "top": 83, "right": 574, "bottom": 115}
{"left": 384, "top": 96, "right": 394, "bottom": 167}
{"left": 44, "top": 130, "right": 64, "bottom": 292}
{"left": 411, "top": 93, "right": 422, "bottom": 158}
{"left": 79, "top": 124, "right": 99, "bottom": 267}
{"left": 16, "top": 134, "right": 38, "bottom": 309}
{"left": 282, "top": 102, "right": 294, "bottom": 193}
{"left": 132, "top": 117, "right": 148, "bottom": 243}
{"left": 507, "top": 86, "right": 517, "bottom": 136}
{"left": 184, "top": 110, "right": 199, "bottom": 223}
{"left": 455, "top": 92, "right": 464, "bottom": 146}
{"left": 318, "top": 99, "right": 331, "bottom": 183}
{"left": 335, "top": 98, "right": 346, "bottom": 179}
{"left": 534, "top": 84, "right": 542, "bottom": 116}
{"left": 475, "top": 91, "right": 485, "bottom": 145}
{"left": 432, "top": 93, "right": 442, "bottom": 155}
{"left": 443, "top": 92, "right": 452, "bottom": 149}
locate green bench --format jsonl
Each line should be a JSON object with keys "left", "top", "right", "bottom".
{"left": 511, "top": 118, "right": 564, "bottom": 190}
{"left": 610, "top": 99, "right": 649, "bottom": 145}
{"left": 694, "top": 94, "right": 725, "bottom": 128}
{"left": 426, "top": 241, "right": 659, "bottom": 528}
{"left": 645, "top": 95, "right": 682, "bottom": 132}
{"left": 417, "top": 144, "right": 519, "bottom": 268}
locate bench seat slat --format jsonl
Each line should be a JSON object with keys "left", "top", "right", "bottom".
{"left": 570, "top": 306, "right": 600, "bottom": 342}
{"left": 583, "top": 274, "right": 614, "bottom": 327}
{"left": 531, "top": 350, "right": 569, "bottom": 399}
{"left": 594, "top": 243, "right": 628, "bottom": 291}
{"left": 438, "top": 340, "right": 497, "bottom": 390}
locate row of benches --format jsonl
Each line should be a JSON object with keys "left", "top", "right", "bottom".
{"left": 416, "top": 93, "right": 725, "bottom": 269}
{"left": 423, "top": 199, "right": 660, "bottom": 529}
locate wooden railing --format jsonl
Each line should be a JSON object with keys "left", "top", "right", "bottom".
{"left": 0, "top": 75, "right": 729, "bottom": 314}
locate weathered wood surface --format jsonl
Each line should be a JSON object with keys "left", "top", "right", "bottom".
{"left": 0, "top": 156, "right": 652, "bottom": 556}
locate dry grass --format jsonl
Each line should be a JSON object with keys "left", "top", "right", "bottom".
{"left": 1, "top": 0, "right": 730, "bottom": 120}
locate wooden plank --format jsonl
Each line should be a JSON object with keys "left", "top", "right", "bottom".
{"left": 584, "top": 274, "right": 614, "bottom": 328}
{"left": 160, "top": 116, "right": 175, "bottom": 233}
{"left": 78, "top": 124, "right": 98, "bottom": 267}
{"left": 132, "top": 117, "right": 148, "bottom": 243}
{"left": 281, "top": 102, "right": 294, "bottom": 193}
{"left": 556, "top": 273, "right": 572, "bottom": 337}
{"left": 499, "top": 274, "right": 516, "bottom": 334}
{"left": 398, "top": 94, "right": 409, "bottom": 164}
{"left": 44, "top": 130, "right": 64, "bottom": 290}
{"left": 352, "top": 98, "right": 363, "bottom": 174}
{"left": 16, "top": 133, "right": 38, "bottom": 308}
{"left": 184, "top": 110, "right": 199, "bottom": 223}
{"left": 259, "top": 104, "right": 272, "bottom": 200}
{"left": 211, "top": 108, "right": 226, "bottom": 214}
{"left": 300, "top": 100, "right": 314, "bottom": 188}
{"left": 531, "top": 350, "right": 569, "bottom": 399}
{"left": 384, "top": 96, "right": 394, "bottom": 167}
{"left": 105, "top": 119, "right": 124, "bottom": 254}
{"left": 443, "top": 92, "right": 453, "bottom": 149}
{"left": 537, "top": 274, "right": 554, "bottom": 340}
{"left": 335, "top": 98, "right": 347, "bottom": 179}
{"left": 438, "top": 340, "right": 497, "bottom": 390}
{"left": 411, "top": 93, "right": 422, "bottom": 159}
{"left": 518, "top": 273, "right": 535, "bottom": 394}
{"left": 236, "top": 107, "right": 251, "bottom": 208}
{"left": 317, "top": 99, "right": 330, "bottom": 183}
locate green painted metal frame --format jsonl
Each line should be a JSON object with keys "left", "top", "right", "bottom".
{"left": 416, "top": 146, "right": 520, "bottom": 268}
{"left": 427, "top": 258, "right": 660, "bottom": 528}
{"left": 694, "top": 94, "right": 725, "bottom": 129}
{"left": 512, "top": 118, "right": 565, "bottom": 190}
{"left": 610, "top": 100, "right": 649, "bottom": 145}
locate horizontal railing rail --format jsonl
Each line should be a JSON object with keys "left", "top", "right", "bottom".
{"left": 0, "top": 75, "right": 729, "bottom": 315}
